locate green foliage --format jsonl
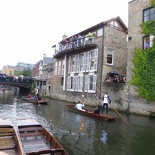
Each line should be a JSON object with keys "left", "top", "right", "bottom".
{"left": 151, "top": 0, "right": 155, "bottom": 7}
{"left": 131, "top": 0, "right": 155, "bottom": 101}
{"left": 14, "top": 70, "right": 32, "bottom": 77}
{"left": 31, "top": 78, "right": 36, "bottom": 92}
{"left": 141, "top": 21, "right": 155, "bottom": 35}
{"left": 21, "top": 70, "right": 32, "bottom": 76}
{"left": 131, "top": 47, "right": 155, "bottom": 101}
{"left": 14, "top": 71, "right": 21, "bottom": 76}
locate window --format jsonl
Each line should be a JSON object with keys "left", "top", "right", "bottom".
{"left": 68, "top": 57, "right": 71, "bottom": 74}
{"left": 67, "top": 75, "right": 83, "bottom": 92}
{"left": 67, "top": 76, "right": 76, "bottom": 91}
{"left": 97, "top": 28, "right": 103, "bottom": 37}
{"left": 54, "top": 61, "right": 58, "bottom": 75}
{"left": 143, "top": 7, "right": 155, "bottom": 22}
{"left": 61, "top": 77, "right": 64, "bottom": 86}
{"left": 68, "top": 55, "right": 77, "bottom": 73}
{"left": 85, "top": 74, "right": 97, "bottom": 93}
{"left": 90, "top": 50, "right": 95, "bottom": 69}
{"left": 9, "top": 71, "right": 12, "bottom": 76}
{"left": 71, "top": 77, "right": 73, "bottom": 89}
{"left": 58, "top": 61, "right": 61, "bottom": 75}
{"left": 89, "top": 49, "right": 98, "bottom": 71}
{"left": 108, "top": 21, "right": 120, "bottom": 30}
{"left": 62, "top": 60, "right": 65, "bottom": 75}
{"left": 107, "top": 49, "right": 114, "bottom": 65}
{"left": 89, "top": 75, "right": 93, "bottom": 90}
{"left": 143, "top": 35, "right": 154, "bottom": 49}
{"left": 79, "top": 53, "right": 84, "bottom": 71}
{"left": 78, "top": 75, "right": 83, "bottom": 92}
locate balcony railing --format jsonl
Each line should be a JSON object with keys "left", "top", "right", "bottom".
{"left": 54, "top": 35, "right": 96, "bottom": 57}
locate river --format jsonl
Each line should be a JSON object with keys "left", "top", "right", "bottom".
{"left": 0, "top": 90, "right": 155, "bottom": 155}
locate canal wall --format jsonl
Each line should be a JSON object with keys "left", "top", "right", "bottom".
{"left": 43, "top": 82, "right": 155, "bottom": 116}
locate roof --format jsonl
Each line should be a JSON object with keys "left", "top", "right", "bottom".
{"left": 53, "top": 16, "right": 128, "bottom": 46}
{"left": 128, "top": 0, "right": 136, "bottom": 4}
{"left": 43, "top": 57, "right": 53, "bottom": 64}
{"left": 78, "top": 16, "right": 127, "bottom": 35}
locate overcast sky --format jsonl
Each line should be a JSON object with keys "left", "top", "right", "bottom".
{"left": 0, "top": 0, "right": 131, "bottom": 69}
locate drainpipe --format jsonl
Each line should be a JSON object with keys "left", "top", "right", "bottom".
{"left": 63, "top": 54, "right": 66, "bottom": 90}
{"left": 99, "top": 25, "right": 104, "bottom": 98}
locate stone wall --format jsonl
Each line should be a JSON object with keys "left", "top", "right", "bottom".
{"left": 125, "top": 0, "right": 155, "bottom": 116}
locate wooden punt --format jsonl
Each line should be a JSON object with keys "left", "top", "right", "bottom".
{"left": 17, "top": 119, "right": 69, "bottom": 155}
{"left": 66, "top": 104, "right": 116, "bottom": 121}
{"left": 22, "top": 96, "right": 48, "bottom": 105}
{"left": 0, "top": 119, "right": 24, "bottom": 155}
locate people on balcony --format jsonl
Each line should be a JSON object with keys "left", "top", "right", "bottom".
{"left": 74, "top": 35, "right": 78, "bottom": 47}
{"left": 78, "top": 34, "right": 84, "bottom": 46}
{"left": 57, "top": 33, "right": 94, "bottom": 52}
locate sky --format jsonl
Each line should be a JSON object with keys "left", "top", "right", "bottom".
{"left": 0, "top": 0, "right": 131, "bottom": 69}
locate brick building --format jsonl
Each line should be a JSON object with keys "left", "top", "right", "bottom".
{"left": 126, "top": 0, "right": 155, "bottom": 115}
{"left": 52, "top": 16, "right": 127, "bottom": 105}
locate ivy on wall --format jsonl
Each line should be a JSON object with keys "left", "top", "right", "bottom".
{"left": 131, "top": 0, "right": 155, "bottom": 101}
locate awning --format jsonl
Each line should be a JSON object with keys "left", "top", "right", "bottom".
{"left": 107, "top": 71, "right": 119, "bottom": 77}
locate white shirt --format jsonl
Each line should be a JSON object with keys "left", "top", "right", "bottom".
{"left": 103, "top": 94, "right": 109, "bottom": 104}
{"left": 75, "top": 103, "right": 85, "bottom": 111}
{"left": 35, "top": 88, "right": 38, "bottom": 95}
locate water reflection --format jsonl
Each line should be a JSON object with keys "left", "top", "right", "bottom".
{"left": 1, "top": 91, "right": 155, "bottom": 155}
{"left": 100, "top": 122, "right": 108, "bottom": 144}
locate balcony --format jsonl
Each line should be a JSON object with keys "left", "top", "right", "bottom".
{"left": 53, "top": 35, "right": 97, "bottom": 59}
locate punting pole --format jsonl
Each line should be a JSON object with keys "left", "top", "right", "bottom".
{"left": 96, "top": 87, "right": 129, "bottom": 125}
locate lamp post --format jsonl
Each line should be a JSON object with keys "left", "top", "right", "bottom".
{"left": 82, "top": 94, "right": 85, "bottom": 104}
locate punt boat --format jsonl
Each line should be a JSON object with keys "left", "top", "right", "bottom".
{"left": 17, "top": 119, "right": 69, "bottom": 155}
{"left": 66, "top": 104, "right": 116, "bottom": 121}
{"left": 22, "top": 96, "right": 48, "bottom": 105}
{"left": 0, "top": 119, "right": 24, "bottom": 155}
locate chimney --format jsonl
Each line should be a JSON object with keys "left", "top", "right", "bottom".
{"left": 62, "top": 32, "right": 67, "bottom": 40}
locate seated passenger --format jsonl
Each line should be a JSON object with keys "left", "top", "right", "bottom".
{"left": 75, "top": 101, "right": 85, "bottom": 111}
{"left": 94, "top": 106, "right": 100, "bottom": 114}
{"left": 38, "top": 96, "right": 41, "bottom": 100}
{"left": 27, "top": 94, "right": 33, "bottom": 99}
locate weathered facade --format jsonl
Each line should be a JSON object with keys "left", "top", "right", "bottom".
{"left": 1, "top": 65, "right": 14, "bottom": 76}
{"left": 32, "top": 57, "right": 53, "bottom": 95}
{"left": 51, "top": 16, "right": 128, "bottom": 106}
{"left": 125, "top": 0, "right": 155, "bottom": 115}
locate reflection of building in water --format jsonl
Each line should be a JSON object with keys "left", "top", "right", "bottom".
{"left": 75, "top": 114, "right": 82, "bottom": 123}
{"left": 100, "top": 130, "right": 108, "bottom": 144}
{"left": 75, "top": 114, "right": 85, "bottom": 131}
{"left": 80, "top": 121, "right": 84, "bottom": 131}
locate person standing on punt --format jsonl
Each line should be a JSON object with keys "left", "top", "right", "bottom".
{"left": 35, "top": 87, "right": 39, "bottom": 104}
{"left": 102, "top": 92, "right": 111, "bottom": 115}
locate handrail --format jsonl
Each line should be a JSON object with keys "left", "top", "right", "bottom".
{"left": 54, "top": 35, "right": 95, "bottom": 56}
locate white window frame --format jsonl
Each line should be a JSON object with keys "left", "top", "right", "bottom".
{"left": 107, "top": 48, "right": 114, "bottom": 65}
{"left": 68, "top": 56, "right": 71, "bottom": 74}
{"left": 85, "top": 51, "right": 89, "bottom": 72}
{"left": 89, "top": 49, "right": 98, "bottom": 72}
{"left": 143, "top": 35, "right": 154, "bottom": 49}
{"left": 97, "top": 28, "right": 103, "bottom": 37}
{"left": 54, "top": 61, "right": 58, "bottom": 75}
{"left": 58, "top": 61, "right": 61, "bottom": 75}
{"left": 67, "top": 76, "right": 70, "bottom": 91}
{"left": 79, "top": 53, "right": 84, "bottom": 72}
{"left": 85, "top": 73, "right": 97, "bottom": 93}
{"left": 78, "top": 74, "right": 83, "bottom": 92}
{"left": 62, "top": 60, "right": 65, "bottom": 75}
{"left": 67, "top": 74, "right": 74, "bottom": 92}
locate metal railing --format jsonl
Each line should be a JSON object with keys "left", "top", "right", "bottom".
{"left": 54, "top": 35, "right": 95, "bottom": 56}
